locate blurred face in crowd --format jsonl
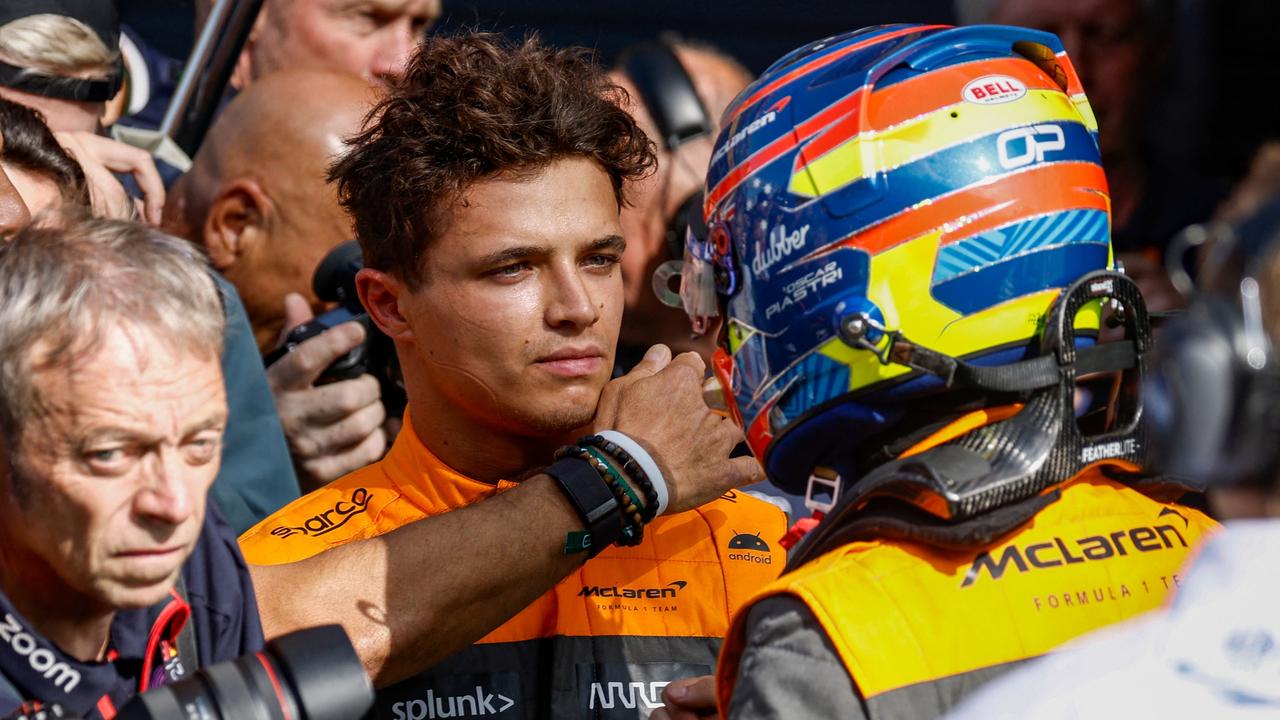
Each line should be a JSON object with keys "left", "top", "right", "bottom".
{"left": 611, "top": 77, "right": 712, "bottom": 346}
{"left": 199, "top": 162, "right": 354, "bottom": 353}
{"left": 246, "top": 0, "right": 441, "bottom": 86}
{"left": 989, "top": 0, "right": 1153, "bottom": 161}
{"left": 0, "top": 86, "right": 102, "bottom": 134}
{"left": 372, "top": 157, "right": 624, "bottom": 438}
{"left": 0, "top": 165, "right": 32, "bottom": 232}
{"left": 1, "top": 161, "right": 62, "bottom": 217}
{"left": 608, "top": 48, "right": 752, "bottom": 358}
{"left": 167, "top": 69, "right": 371, "bottom": 352}
{"left": 0, "top": 323, "right": 226, "bottom": 611}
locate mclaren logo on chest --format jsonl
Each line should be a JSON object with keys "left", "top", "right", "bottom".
{"left": 578, "top": 581, "right": 687, "bottom": 599}
{"left": 961, "top": 522, "right": 1189, "bottom": 587}
{"left": 271, "top": 488, "right": 371, "bottom": 539}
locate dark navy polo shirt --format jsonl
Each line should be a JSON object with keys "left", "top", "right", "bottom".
{"left": 0, "top": 506, "right": 264, "bottom": 718}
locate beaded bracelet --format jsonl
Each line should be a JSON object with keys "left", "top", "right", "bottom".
{"left": 582, "top": 446, "right": 646, "bottom": 546}
{"left": 560, "top": 444, "right": 644, "bottom": 546}
{"left": 553, "top": 445, "right": 646, "bottom": 547}
{"left": 595, "top": 431, "right": 669, "bottom": 516}
{"left": 581, "top": 434, "right": 661, "bottom": 521}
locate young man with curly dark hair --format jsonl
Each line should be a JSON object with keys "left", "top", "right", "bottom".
{"left": 239, "top": 33, "right": 785, "bottom": 718}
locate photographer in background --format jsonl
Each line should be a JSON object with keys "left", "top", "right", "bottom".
{"left": 164, "top": 68, "right": 387, "bottom": 491}
{"left": 609, "top": 39, "right": 752, "bottom": 369}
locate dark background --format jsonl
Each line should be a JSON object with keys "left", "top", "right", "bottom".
{"left": 120, "top": 0, "right": 1280, "bottom": 184}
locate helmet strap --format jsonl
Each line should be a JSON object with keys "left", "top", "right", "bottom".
{"left": 788, "top": 271, "right": 1194, "bottom": 564}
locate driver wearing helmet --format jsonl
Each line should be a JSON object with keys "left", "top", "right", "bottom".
{"left": 658, "top": 24, "right": 1218, "bottom": 719}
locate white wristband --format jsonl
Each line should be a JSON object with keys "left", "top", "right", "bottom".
{"left": 597, "top": 430, "right": 670, "bottom": 516}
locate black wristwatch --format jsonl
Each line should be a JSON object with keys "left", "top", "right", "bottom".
{"left": 544, "top": 456, "right": 623, "bottom": 557}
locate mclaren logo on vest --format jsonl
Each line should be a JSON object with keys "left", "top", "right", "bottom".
{"left": 960, "top": 522, "right": 1189, "bottom": 587}
{"left": 271, "top": 488, "right": 371, "bottom": 539}
{"left": 578, "top": 581, "right": 687, "bottom": 599}
{"left": 0, "top": 613, "right": 80, "bottom": 692}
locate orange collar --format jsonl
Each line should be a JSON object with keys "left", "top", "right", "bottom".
{"left": 380, "top": 408, "right": 522, "bottom": 512}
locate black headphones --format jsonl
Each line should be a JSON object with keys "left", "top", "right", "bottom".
{"left": 1147, "top": 199, "right": 1280, "bottom": 488}
{"left": 618, "top": 41, "right": 714, "bottom": 262}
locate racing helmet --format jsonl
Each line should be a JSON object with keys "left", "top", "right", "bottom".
{"left": 668, "top": 25, "right": 1112, "bottom": 493}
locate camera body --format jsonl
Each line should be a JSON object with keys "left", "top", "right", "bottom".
{"left": 271, "top": 306, "right": 374, "bottom": 383}
{"left": 118, "top": 625, "right": 373, "bottom": 720}
{"left": 264, "top": 241, "right": 406, "bottom": 415}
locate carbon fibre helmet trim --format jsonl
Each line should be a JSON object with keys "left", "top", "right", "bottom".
{"left": 789, "top": 270, "right": 1175, "bottom": 565}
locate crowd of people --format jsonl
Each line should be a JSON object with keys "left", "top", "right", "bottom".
{"left": 0, "top": 1, "right": 1277, "bottom": 719}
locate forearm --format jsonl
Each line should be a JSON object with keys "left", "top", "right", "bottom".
{"left": 250, "top": 473, "right": 583, "bottom": 687}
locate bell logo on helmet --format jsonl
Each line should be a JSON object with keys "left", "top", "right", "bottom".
{"left": 962, "top": 75, "right": 1027, "bottom": 105}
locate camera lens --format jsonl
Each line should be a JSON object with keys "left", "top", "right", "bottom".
{"left": 117, "top": 625, "right": 373, "bottom": 720}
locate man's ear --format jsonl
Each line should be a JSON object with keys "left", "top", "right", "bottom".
{"left": 228, "top": 10, "right": 268, "bottom": 90}
{"left": 204, "top": 179, "right": 270, "bottom": 271}
{"left": 357, "top": 267, "right": 415, "bottom": 341}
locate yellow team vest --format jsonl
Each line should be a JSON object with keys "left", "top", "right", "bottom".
{"left": 717, "top": 468, "right": 1217, "bottom": 715}
{"left": 241, "top": 413, "right": 786, "bottom": 719}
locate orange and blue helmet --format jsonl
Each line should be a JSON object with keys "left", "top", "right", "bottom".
{"left": 675, "top": 24, "right": 1112, "bottom": 493}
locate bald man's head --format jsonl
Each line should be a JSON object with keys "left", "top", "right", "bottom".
{"left": 166, "top": 69, "right": 376, "bottom": 353}
{"left": 611, "top": 41, "right": 753, "bottom": 359}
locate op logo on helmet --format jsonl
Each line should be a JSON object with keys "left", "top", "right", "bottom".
{"left": 962, "top": 75, "right": 1027, "bottom": 105}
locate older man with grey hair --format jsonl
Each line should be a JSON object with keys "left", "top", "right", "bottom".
{"left": 0, "top": 213, "right": 762, "bottom": 715}
{"left": 0, "top": 216, "right": 262, "bottom": 716}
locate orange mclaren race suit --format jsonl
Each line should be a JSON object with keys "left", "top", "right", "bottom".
{"left": 240, "top": 415, "right": 786, "bottom": 720}
{"left": 715, "top": 412, "right": 1218, "bottom": 719}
